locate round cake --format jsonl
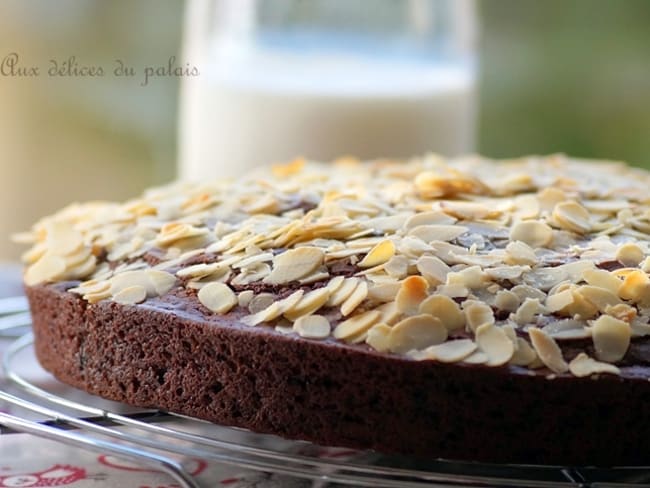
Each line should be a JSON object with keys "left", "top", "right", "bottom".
{"left": 17, "top": 154, "right": 650, "bottom": 466}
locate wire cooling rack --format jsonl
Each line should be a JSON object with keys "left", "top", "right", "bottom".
{"left": 2, "top": 297, "right": 650, "bottom": 488}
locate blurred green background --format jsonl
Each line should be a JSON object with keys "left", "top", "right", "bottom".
{"left": 0, "top": 0, "right": 648, "bottom": 259}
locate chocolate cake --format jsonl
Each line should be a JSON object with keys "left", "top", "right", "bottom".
{"left": 17, "top": 155, "right": 650, "bottom": 466}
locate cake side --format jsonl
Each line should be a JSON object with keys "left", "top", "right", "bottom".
{"left": 28, "top": 281, "right": 650, "bottom": 466}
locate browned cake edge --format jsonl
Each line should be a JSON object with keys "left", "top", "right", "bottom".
{"left": 27, "top": 282, "right": 650, "bottom": 466}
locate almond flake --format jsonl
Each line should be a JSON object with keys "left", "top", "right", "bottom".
{"left": 358, "top": 240, "right": 395, "bottom": 268}
{"left": 376, "top": 301, "right": 401, "bottom": 325}
{"left": 475, "top": 324, "right": 514, "bottom": 366}
{"left": 510, "top": 337, "right": 538, "bottom": 366}
{"left": 241, "top": 302, "right": 281, "bottom": 326}
{"left": 505, "top": 240, "right": 537, "bottom": 265}
{"left": 24, "top": 254, "right": 67, "bottom": 286}
{"left": 616, "top": 242, "right": 645, "bottom": 267}
{"left": 464, "top": 301, "right": 494, "bottom": 332}
{"left": 604, "top": 303, "right": 636, "bottom": 323}
{"left": 618, "top": 270, "right": 650, "bottom": 303}
{"left": 440, "top": 201, "right": 500, "bottom": 220}
{"left": 388, "top": 314, "right": 448, "bottom": 354}
{"left": 446, "top": 266, "right": 486, "bottom": 289}
{"left": 366, "top": 323, "right": 392, "bottom": 352}
{"left": 384, "top": 255, "right": 409, "bottom": 279}
{"left": 340, "top": 280, "right": 368, "bottom": 316}
{"left": 112, "top": 285, "right": 147, "bottom": 305}
{"left": 552, "top": 201, "right": 591, "bottom": 234}
{"left": 422, "top": 339, "right": 477, "bottom": 363}
{"left": 408, "top": 225, "right": 468, "bottom": 243}
{"left": 462, "top": 350, "right": 489, "bottom": 364}
{"left": 248, "top": 293, "right": 275, "bottom": 314}
{"left": 264, "top": 247, "right": 324, "bottom": 284}
{"left": 238, "top": 290, "right": 254, "bottom": 307}
{"left": 577, "top": 285, "right": 622, "bottom": 312}
{"left": 512, "top": 298, "right": 545, "bottom": 325}
{"left": 590, "top": 315, "right": 631, "bottom": 363}
{"left": 546, "top": 289, "right": 574, "bottom": 314}
{"left": 494, "top": 290, "right": 520, "bottom": 312}
{"left": 528, "top": 327, "right": 569, "bottom": 374}
{"left": 293, "top": 315, "right": 331, "bottom": 339}
{"left": 326, "top": 275, "right": 345, "bottom": 294}
{"left": 284, "top": 287, "right": 331, "bottom": 321}
{"left": 328, "top": 278, "right": 360, "bottom": 306}
{"left": 416, "top": 256, "right": 450, "bottom": 285}
{"left": 45, "top": 221, "right": 84, "bottom": 256}
{"left": 333, "top": 310, "right": 381, "bottom": 341}
{"left": 509, "top": 220, "right": 553, "bottom": 248}
{"left": 568, "top": 353, "right": 621, "bottom": 377}
{"left": 583, "top": 269, "right": 622, "bottom": 295}
{"left": 197, "top": 282, "right": 237, "bottom": 313}
{"left": 419, "top": 294, "right": 465, "bottom": 330}
{"left": 395, "top": 275, "right": 429, "bottom": 314}
{"left": 367, "top": 282, "right": 401, "bottom": 303}
{"left": 145, "top": 270, "right": 176, "bottom": 296}
{"left": 404, "top": 211, "right": 456, "bottom": 229}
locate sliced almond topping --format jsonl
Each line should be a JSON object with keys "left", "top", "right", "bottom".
{"left": 340, "top": 280, "right": 368, "bottom": 316}
{"left": 604, "top": 303, "right": 637, "bottom": 323}
{"left": 366, "top": 323, "right": 392, "bottom": 352}
{"left": 464, "top": 301, "right": 495, "bottom": 332}
{"left": 408, "top": 225, "right": 468, "bottom": 243}
{"left": 552, "top": 201, "right": 591, "bottom": 234}
{"left": 284, "top": 287, "right": 331, "bottom": 321}
{"left": 112, "top": 285, "right": 147, "bottom": 305}
{"left": 388, "top": 314, "right": 448, "bottom": 354}
{"left": 538, "top": 187, "right": 568, "bottom": 212}
{"left": 440, "top": 201, "right": 499, "bottom": 220}
{"left": 328, "top": 278, "right": 360, "bottom": 306}
{"left": 583, "top": 269, "right": 622, "bottom": 295}
{"left": 145, "top": 270, "right": 177, "bottom": 296}
{"left": 419, "top": 294, "right": 465, "bottom": 330}
{"left": 577, "top": 285, "right": 622, "bottom": 312}
{"left": 404, "top": 210, "right": 456, "bottom": 230}
{"left": 395, "top": 275, "right": 429, "bottom": 314}
{"left": 475, "top": 324, "right": 514, "bottom": 366}
{"left": 24, "top": 254, "right": 67, "bottom": 286}
{"left": 446, "top": 266, "right": 486, "bottom": 289}
{"left": 368, "top": 282, "right": 401, "bottom": 303}
{"left": 45, "top": 221, "right": 84, "bottom": 256}
{"left": 569, "top": 352, "right": 621, "bottom": 377}
{"left": 590, "top": 315, "right": 631, "bottom": 363}
{"left": 416, "top": 255, "right": 450, "bottom": 285}
{"left": 462, "top": 350, "right": 489, "bottom": 364}
{"left": 509, "top": 220, "right": 553, "bottom": 248}
{"left": 248, "top": 293, "right": 275, "bottom": 314}
{"left": 264, "top": 247, "right": 324, "bottom": 284}
{"left": 546, "top": 289, "right": 574, "bottom": 314}
{"left": 293, "top": 315, "right": 331, "bottom": 339}
{"left": 616, "top": 242, "right": 645, "bottom": 267}
{"left": 422, "top": 339, "right": 477, "bottom": 363}
{"left": 109, "top": 270, "right": 154, "bottom": 296}
{"left": 241, "top": 302, "right": 281, "bottom": 326}
{"left": 495, "top": 290, "right": 520, "bottom": 313}
{"left": 238, "top": 290, "right": 254, "bottom": 307}
{"left": 326, "top": 275, "right": 345, "bottom": 294}
{"left": 376, "top": 301, "right": 401, "bottom": 325}
{"left": 384, "top": 255, "right": 409, "bottom": 279}
{"left": 512, "top": 298, "right": 545, "bottom": 325}
{"left": 358, "top": 240, "right": 395, "bottom": 268}
{"left": 505, "top": 241, "right": 537, "bottom": 265}
{"left": 333, "top": 310, "right": 381, "bottom": 341}
{"left": 510, "top": 337, "right": 538, "bottom": 366}
{"left": 197, "top": 282, "right": 237, "bottom": 314}
{"left": 528, "top": 327, "right": 569, "bottom": 373}
{"left": 618, "top": 270, "right": 650, "bottom": 303}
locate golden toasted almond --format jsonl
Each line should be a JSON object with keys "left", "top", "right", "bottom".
{"left": 505, "top": 240, "right": 537, "bottom": 265}
{"left": 264, "top": 247, "right": 324, "bottom": 284}
{"left": 366, "top": 323, "right": 392, "bottom": 352}
{"left": 333, "top": 310, "right": 381, "bottom": 341}
{"left": 388, "top": 314, "right": 448, "bottom": 354}
{"left": 395, "top": 275, "right": 429, "bottom": 314}
{"left": 272, "top": 157, "right": 305, "bottom": 177}
{"left": 552, "top": 201, "right": 591, "bottom": 234}
{"left": 583, "top": 269, "right": 622, "bottom": 295}
{"left": 340, "top": 280, "right": 369, "bottom": 316}
{"left": 408, "top": 225, "right": 468, "bottom": 243}
{"left": 528, "top": 327, "right": 569, "bottom": 374}
{"left": 24, "top": 254, "right": 67, "bottom": 286}
{"left": 422, "top": 339, "right": 477, "bottom": 363}
{"left": 358, "top": 240, "right": 395, "bottom": 268}
{"left": 328, "top": 278, "right": 360, "bottom": 306}
{"left": 509, "top": 220, "right": 553, "bottom": 248}
{"left": 604, "top": 303, "right": 637, "bottom": 323}
{"left": 616, "top": 242, "right": 645, "bottom": 267}
{"left": 414, "top": 172, "right": 489, "bottom": 199}
{"left": 475, "top": 324, "right": 514, "bottom": 366}
{"left": 494, "top": 290, "right": 520, "bottom": 313}
{"left": 590, "top": 315, "right": 631, "bottom": 363}
{"left": 293, "top": 315, "right": 331, "bottom": 339}
{"left": 284, "top": 287, "right": 331, "bottom": 321}
{"left": 197, "top": 282, "right": 238, "bottom": 314}
{"left": 45, "top": 220, "right": 84, "bottom": 256}
{"left": 568, "top": 352, "right": 621, "bottom": 377}
{"left": 419, "top": 294, "right": 465, "bottom": 331}
{"left": 112, "top": 285, "right": 147, "bottom": 305}
{"left": 618, "top": 270, "right": 650, "bottom": 303}
{"left": 464, "top": 301, "right": 495, "bottom": 332}
{"left": 416, "top": 255, "right": 450, "bottom": 285}
{"left": 510, "top": 337, "right": 538, "bottom": 366}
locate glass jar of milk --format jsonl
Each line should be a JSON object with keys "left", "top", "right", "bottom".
{"left": 179, "top": 0, "right": 477, "bottom": 180}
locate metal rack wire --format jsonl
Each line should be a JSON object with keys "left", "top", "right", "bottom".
{"left": 2, "top": 297, "right": 650, "bottom": 488}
